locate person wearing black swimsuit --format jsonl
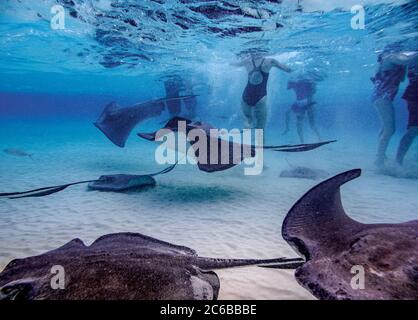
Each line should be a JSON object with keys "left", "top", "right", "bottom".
{"left": 233, "top": 53, "right": 292, "bottom": 131}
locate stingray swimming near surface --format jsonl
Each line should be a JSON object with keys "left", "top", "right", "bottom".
{"left": 0, "top": 164, "right": 176, "bottom": 199}
{"left": 138, "top": 117, "right": 336, "bottom": 173}
{"left": 3, "top": 148, "right": 33, "bottom": 160}
{"left": 0, "top": 232, "right": 303, "bottom": 300}
{"left": 273, "top": 169, "right": 418, "bottom": 300}
{"left": 95, "top": 96, "right": 197, "bottom": 147}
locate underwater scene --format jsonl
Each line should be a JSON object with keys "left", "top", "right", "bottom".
{"left": 0, "top": 0, "right": 417, "bottom": 301}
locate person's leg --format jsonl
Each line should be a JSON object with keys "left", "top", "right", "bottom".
{"left": 282, "top": 109, "right": 291, "bottom": 135}
{"left": 374, "top": 98, "right": 396, "bottom": 165}
{"left": 396, "top": 127, "right": 418, "bottom": 165}
{"left": 183, "top": 96, "right": 197, "bottom": 119}
{"left": 167, "top": 99, "right": 181, "bottom": 117}
{"left": 307, "top": 107, "right": 321, "bottom": 141}
{"left": 396, "top": 100, "right": 418, "bottom": 165}
{"left": 253, "top": 97, "right": 267, "bottom": 130}
{"left": 241, "top": 100, "right": 253, "bottom": 129}
{"left": 296, "top": 113, "right": 305, "bottom": 144}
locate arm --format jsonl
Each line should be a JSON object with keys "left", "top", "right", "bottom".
{"left": 271, "top": 59, "right": 293, "bottom": 73}
{"left": 383, "top": 52, "right": 418, "bottom": 67}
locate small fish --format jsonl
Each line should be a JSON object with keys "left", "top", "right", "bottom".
{"left": 3, "top": 148, "right": 34, "bottom": 160}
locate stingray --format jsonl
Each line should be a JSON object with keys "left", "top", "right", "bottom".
{"left": 0, "top": 164, "right": 176, "bottom": 199}
{"left": 3, "top": 148, "right": 33, "bottom": 160}
{"left": 138, "top": 117, "right": 336, "bottom": 173}
{"left": 273, "top": 169, "right": 418, "bottom": 300}
{"left": 0, "top": 232, "right": 303, "bottom": 300}
{"left": 280, "top": 166, "right": 329, "bottom": 180}
{"left": 94, "top": 96, "right": 197, "bottom": 148}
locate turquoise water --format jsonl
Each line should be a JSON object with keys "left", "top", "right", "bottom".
{"left": 0, "top": 0, "right": 417, "bottom": 299}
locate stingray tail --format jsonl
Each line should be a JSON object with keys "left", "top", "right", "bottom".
{"left": 0, "top": 164, "right": 177, "bottom": 200}
{"left": 196, "top": 257, "right": 304, "bottom": 270}
{"left": 262, "top": 140, "right": 337, "bottom": 152}
{"left": 149, "top": 163, "right": 177, "bottom": 177}
{"left": 0, "top": 180, "right": 96, "bottom": 199}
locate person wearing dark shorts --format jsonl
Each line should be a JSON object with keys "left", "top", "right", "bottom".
{"left": 283, "top": 78, "right": 320, "bottom": 143}
{"left": 396, "top": 64, "right": 418, "bottom": 165}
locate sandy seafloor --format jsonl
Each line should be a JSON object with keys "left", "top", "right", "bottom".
{"left": 1, "top": 119, "right": 418, "bottom": 300}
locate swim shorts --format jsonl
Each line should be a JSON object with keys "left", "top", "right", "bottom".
{"left": 407, "top": 100, "right": 418, "bottom": 128}
{"left": 292, "top": 99, "right": 312, "bottom": 115}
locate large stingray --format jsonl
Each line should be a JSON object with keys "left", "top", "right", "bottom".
{"left": 0, "top": 164, "right": 176, "bottom": 199}
{"left": 138, "top": 117, "right": 336, "bottom": 173}
{"left": 95, "top": 96, "right": 196, "bottom": 147}
{"left": 277, "top": 169, "right": 418, "bottom": 300}
{"left": 0, "top": 233, "right": 303, "bottom": 300}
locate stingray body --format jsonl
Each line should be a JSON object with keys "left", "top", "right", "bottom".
{"left": 281, "top": 169, "right": 418, "bottom": 300}
{"left": 280, "top": 166, "right": 329, "bottom": 180}
{"left": 0, "top": 165, "right": 176, "bottom": 199}
{"left": 95, "top": 96, "right": 197, "bottom": 147}
{"left": 0, "top": 233, "right": 302, "bottom": 300}
{"left": 88, "top": 174, "right": 156, "bottom": 191}
{"left": 3, "top": 148, "right": 33, "bottom": 160}
{"left": 138, "top": 117, "right": 336, "bottom": 173}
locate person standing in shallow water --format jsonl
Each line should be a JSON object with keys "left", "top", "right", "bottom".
{"left": 283, "top": 77, "right": 321, "bottom": 143}
{"left": 164, "top": 75, "right": 183, "bottom": 117}
{"left": 396, "top": 63, "right": 418, "bottom": 165}
{"left": 163, "top": 75, "right": 198, "bottom": 119}
{"left": 372, "top": 51, "right": 418, "bottom": 167}
{"left": 232, "top": 52, "right": 292, "bottom": 131}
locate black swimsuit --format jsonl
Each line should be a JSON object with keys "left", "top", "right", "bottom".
{"left": 243, "top": 59, "right": 269, "bottom": 106}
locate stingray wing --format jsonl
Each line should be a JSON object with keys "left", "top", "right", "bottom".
{"left": 94, "top": 100, "right": 165, "bottom": 147}
{"left": 138, "top": 116, "right": 192, "bottom": 141}
{"left": 282, "top": 169, "right": 364, "bottom": 260}
{"left": 95, "top": 97, "right": 197, "bottom": 148}
{"left": 189, "top": 133, "right": 255, "bottom": 173}
{"left": 90, "top": 232, "right": 197, "bottom": 256}
{"left": 283, "top": 170, "right": 418, "bottom": 300}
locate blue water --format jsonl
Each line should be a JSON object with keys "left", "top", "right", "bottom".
{"left": 1, "top": 1, "right": 417, "bottom": 132}
{"left": 0, "top": 0, "right": 417, "bottom": 300}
